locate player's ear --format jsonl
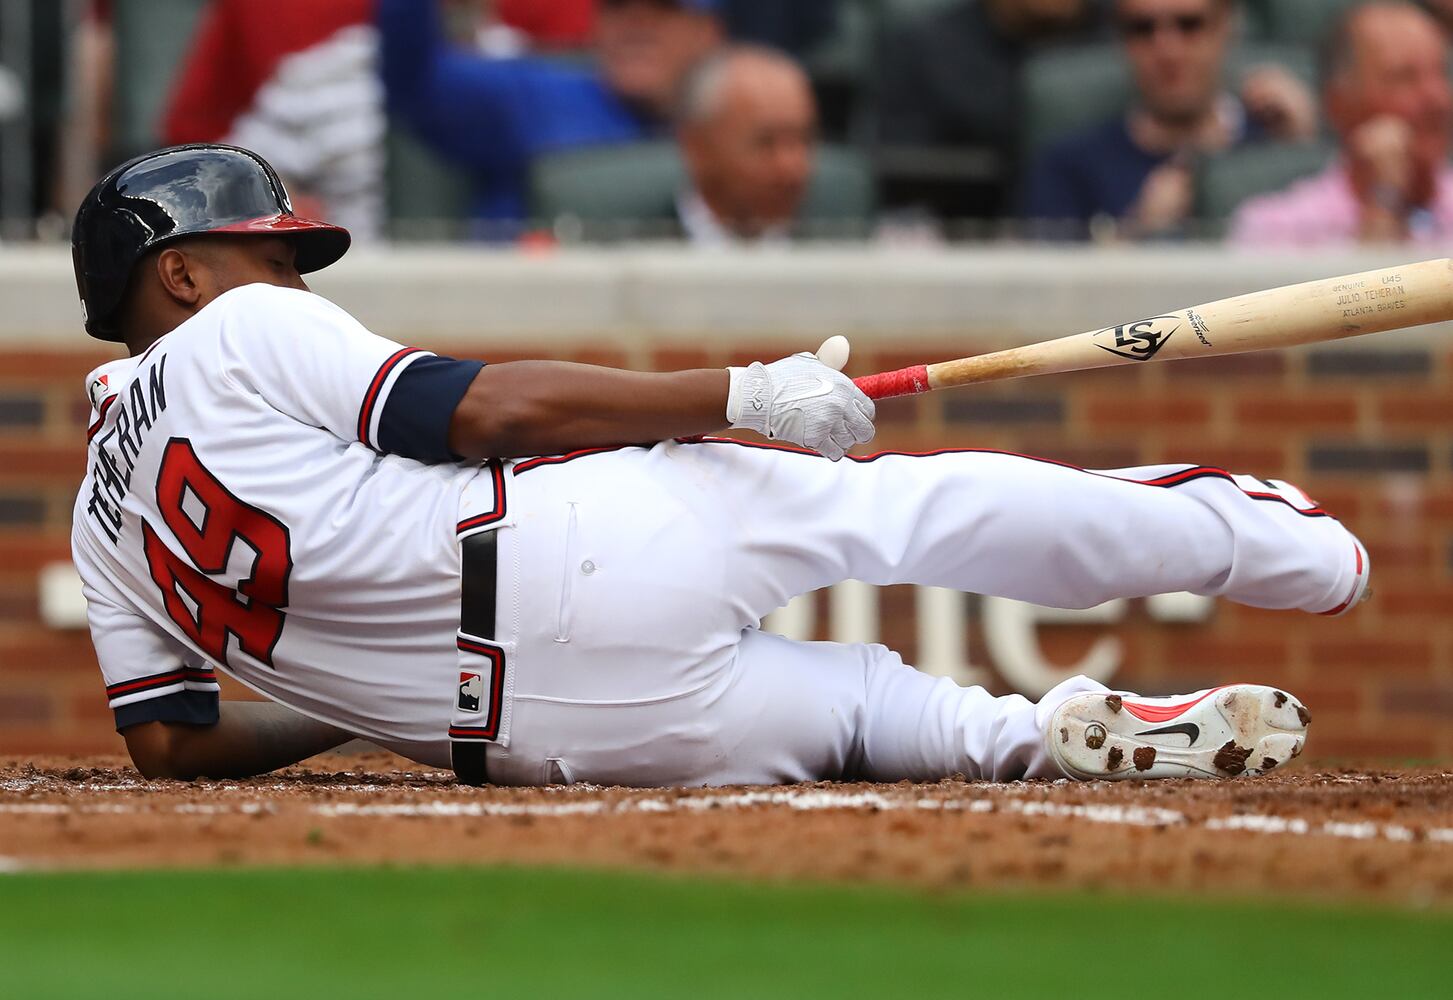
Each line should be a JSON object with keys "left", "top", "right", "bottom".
{"left": 154, "top": 247, "right": 205, "bottom": 310}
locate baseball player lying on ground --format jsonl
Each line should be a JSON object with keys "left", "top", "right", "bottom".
{"left": 70, "top": 145, "right": 1365, "bottom": 787}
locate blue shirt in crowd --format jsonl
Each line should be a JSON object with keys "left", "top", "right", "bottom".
{"left": 1022, "top": 109, "right": 1265, "bottom": 237}
{"left": 1022, "top": 119, "right": 1165, "bottom": 231}
{"left": 377, "top": 0, "right": 655, "bottom": 225}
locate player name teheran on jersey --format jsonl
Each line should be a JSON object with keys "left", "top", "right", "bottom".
{"left": 85, "top": 354, "right": 168, "bottom": 545}
{"left": 72, "top": 283, "right": 501, "bottom": 766}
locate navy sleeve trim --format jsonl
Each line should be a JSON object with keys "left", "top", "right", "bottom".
{"left": 113, "top": 689, "right": 221, "bottom": 732}
{"left": 377, "top": 355, "right": 486, "bottom": 463}
{"left": 358, "top": 348, "right": 426, "bottom": 448}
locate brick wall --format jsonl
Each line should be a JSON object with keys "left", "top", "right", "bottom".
{"left": 3, "top": 337, "right": 1451, "bottom": 762}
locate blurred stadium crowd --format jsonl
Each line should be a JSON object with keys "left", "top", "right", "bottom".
{"left": 1, "top": 0, "right": 1452, "bottom": 246}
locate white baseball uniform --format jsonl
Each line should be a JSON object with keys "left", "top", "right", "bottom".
{"left": 72, "top": 283, "right": 1367, "bottom": 785}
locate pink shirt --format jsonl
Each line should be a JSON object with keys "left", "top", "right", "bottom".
{"left": 1229, "top": 162, "right": 1453, "bottom": 247}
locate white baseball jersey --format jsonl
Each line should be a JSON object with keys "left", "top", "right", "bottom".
{"left": 72, "top": 282, "right": 496, "bottom": 765}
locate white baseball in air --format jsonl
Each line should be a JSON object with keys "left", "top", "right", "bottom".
{"left": 815, "top": 335, "right": 851, "bottom": 372}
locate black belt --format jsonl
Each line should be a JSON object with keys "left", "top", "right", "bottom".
{"left": 452, "top": 530, "right": 498, "bottom": 786}
{"left": 460, "top": 530, "right": 498, "bottom": 641}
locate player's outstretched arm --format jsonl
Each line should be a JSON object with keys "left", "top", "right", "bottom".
{"left": 122, "top": 702, "right": 354, "bottom": 780}
{"left": 448, "top": 341, "right": 875, "bottom": 461}
{"left": 449, "top": 362, "right": 732, "bottom": 460}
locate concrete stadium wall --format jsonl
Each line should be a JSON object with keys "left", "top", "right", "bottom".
{"left": 2, "top": 245, "right": 1450, "bottom": 761}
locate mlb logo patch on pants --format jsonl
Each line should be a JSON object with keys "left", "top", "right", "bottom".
{"left": 458, "top": 672, "right": 483, "bottom": 713}
{"left": 449, "top": 634, "right": 513, "bottom": 745}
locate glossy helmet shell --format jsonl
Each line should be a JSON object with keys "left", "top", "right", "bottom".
{"left": 71, "top": 143, "right": 351, "bottom": 342}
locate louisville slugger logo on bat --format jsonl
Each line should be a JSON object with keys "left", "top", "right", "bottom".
{"left": 1091, "top": 316, "right": 1182, "bottom": 362}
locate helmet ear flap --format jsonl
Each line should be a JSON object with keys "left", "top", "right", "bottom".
{"left": 74, "top": 203, "right": 153, "bottom": 342}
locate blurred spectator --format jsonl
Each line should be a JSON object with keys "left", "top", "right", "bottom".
{"left": 495, "top": 1, "right": 835, "bottom": 53}
{"left": 1023, "top": 0, "right": 1316, "bottom": 238}
{"left": 1419, "top": 0, "right": 1453, "bottom": 36}
{"left": 1230, "top": 2, "right": 1453, "bottom": 245}
{"left": 675, "top": 46, "right": 816, "bottom": 244}
{"left": 492, "top": 1, "right": 838, "bottom": 56}
{"left": 719, "top": 1, "right": 839, "bottom": 58}
{"left": 380, "top": 0, "right": 724, "bottom": 227}
{"left": 56, "top": 1, "right": 114, "bottom": 218}
{"left": 162, "top": 0, "right": 383, "bottom": 239}
{"left": 878, "top": 0, "right": 1099, "bottom": 219}
{"left": 495, "top": 0, "right": 598, "bottom": 49}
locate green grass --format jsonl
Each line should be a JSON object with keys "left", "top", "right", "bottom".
{"left": 1, "top": 866, "right": 1448, "bottom": 999}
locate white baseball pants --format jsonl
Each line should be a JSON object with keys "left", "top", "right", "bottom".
{"left": 480, "top": 440, "right": 1363, "bottom": 787}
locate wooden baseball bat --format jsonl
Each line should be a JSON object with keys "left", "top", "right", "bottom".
{"left": 853, "top": 258, "right": 1453, "bottom": 400}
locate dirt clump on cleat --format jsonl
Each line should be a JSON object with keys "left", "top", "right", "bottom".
{"left": 1214, "top": 741, "right": 1252, "bottom": 775}
{"left": 1084, "top": 723, "right": 1107, "bottom": 749}
{"left": 1060, "top": 727, "right": 1069, "bottom": 744}
{"left": 1261, "top": 757, "right": 1278, "bottom": 771}
{"left": 1104, "top": 694, "right": 1123, "bottom": 713}
{"left": 1273, "top": 691, "right": 1288, "bottom": 708}
{"left": 1133, "top": 747, "right": 1157, "bottom": 771}
{"left": 1296, "top": 704, "right": 1312, "bottom": 726}
{"left": 1106, "top": 746, "right": 1124, "bottom": 769}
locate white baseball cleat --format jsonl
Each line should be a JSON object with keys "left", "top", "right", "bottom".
{"left": 1047, "top": 685, "right": 1310, "bottom": 781}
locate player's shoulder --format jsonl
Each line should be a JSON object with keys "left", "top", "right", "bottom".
{"left": 211, "top": 282, "right": 347, "bottom": 315}
{"left": 205, "top": 283, "right": 361, "bottom": 337}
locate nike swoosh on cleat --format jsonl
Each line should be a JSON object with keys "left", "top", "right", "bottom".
{"left": 1136, "top": 722, "right": 1200, "bottom": 744}
{"left": 775, "top": 378, "right": 835, "bottom": 406}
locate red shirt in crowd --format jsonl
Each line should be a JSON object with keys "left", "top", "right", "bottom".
{"left": 497, "top": 0, "right": 596, "bottom": 48}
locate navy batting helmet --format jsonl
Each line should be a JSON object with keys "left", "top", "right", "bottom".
{"left": 71, "top": 144, "right": 351, "bottom": 342}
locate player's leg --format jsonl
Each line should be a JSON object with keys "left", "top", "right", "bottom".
{"left": 500, "top": 455, "right": 1071, "bottom": 785}
{"left": 494, "top": 453, "right": 1317, "bottom": 786}
{"left": 485, "top": 627, "right": 1106, "bottom": 786}
{"left": 660, "top": 440, "right": 1366, "bottom": 624}
{"left": 486, "top": 625, "right": 1310, "bottom": 786}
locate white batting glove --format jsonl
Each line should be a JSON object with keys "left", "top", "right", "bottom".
{"left": 725, "top": 337, "right": 876, "bottom": 461}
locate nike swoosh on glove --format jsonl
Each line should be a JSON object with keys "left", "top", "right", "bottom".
{"left": 725, "top": 338, "right": 877, "bottom": 461}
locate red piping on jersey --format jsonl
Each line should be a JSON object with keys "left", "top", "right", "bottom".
{"left": 510, "top": 445, "right": 641, "bottom": 476}
{"left": 675, "top": 438, "right": 1333, "bottom": 519}
{"left": 105, "top": 668, "right": 188, "bottom": 699}
{"left": 86, "top": 394, "right": 118, "bottom": 443}
{"left": 106, "top": 665, "right": 219, "bottom": 701}
{"left": 456, "top": 461, "right": 508, "bottom": 533}
{"left": 357, "top": 348, "right": 424, "bottom": 448}
{"left": 1134, "top": 467, "right": 1328, "bottom": 516}
{"left": 453, "top": 637, "right": 506, "bottom": 740}
{"left": 1121, "top": 687, "right": 1226, "bottom": 724}
{"left": 1318, "top": 543, "right": 1365, "bottom": 616}
{"left": 448, "top": 726, "right": 496, "bottom": 740}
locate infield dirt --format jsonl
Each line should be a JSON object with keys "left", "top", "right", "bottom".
{"left": 3, "top": 754, "right": 1451, "bottom": 906}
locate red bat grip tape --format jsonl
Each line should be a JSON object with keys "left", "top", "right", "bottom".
{"left": 854, "top": 365, "right": 931, "bottom": 400}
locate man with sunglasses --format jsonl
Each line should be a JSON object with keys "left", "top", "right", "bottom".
{"left": 378, "top": 0, "right": 724, "bottom": 232}
{"left": 1231, "top": 2, "right": 1453, "bottom": 246}
{"left": 1024, "top": 0, "right": 1315, "bottom": 238}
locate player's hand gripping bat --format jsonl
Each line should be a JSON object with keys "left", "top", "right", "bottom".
{"left": 852, "top": 258, "right": 1453, "bottom": 400}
